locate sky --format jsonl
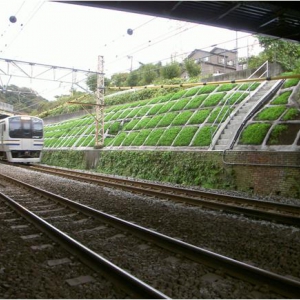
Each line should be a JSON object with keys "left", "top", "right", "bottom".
{"left": 0, "top": 0, "right": 261, "bottom": 100}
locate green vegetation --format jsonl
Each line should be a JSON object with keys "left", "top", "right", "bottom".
{"left": 282, "top": 108, "right": 300, "bottom": 121}
{"left": 239, "top": 123, "right": 271, "bottom": 144}
{"left": 185, "top": 94, "right": 207, "bottom": 109}
{"left": 172, "top": 111, "right": 193, "bottom": 125}
{"left": 188, "top": 109, "right": 211, "bottom": 124}
{"left": 173, "top": 126, "right": 198, "bottom": 146}
{"left": 144, "top": 128, "right": 165, "bottom": 146}
{"left": 223, "top": 92, "right": 249, "bottom": 104}
{"left": 271, "top": 91, "right": 292, "bottom": 105}
{"left": 216, "top": 83, "right": 237, "bottom": 92}
{"left": 255, "top": 106, "right": 287, "bottom": 120}
{"left": 202, "top": 93, "right": 225, "bottom": 107}
{"left": 157, "top": 127, "right": 182, "bottom": 146}
{"left": 43, "top": 75, "right": 300, "bottom": 150}
{"left": 192, "top": 126, "right": 217, "bottom": 146}
{"left": 283, "top": 78, "right": 300, "bottom": 88}
{"left": 157, "top": 112, "right": 179, "bottom": 127}
{"left": 268, "top": 124, "right": 288, "bottom": 144}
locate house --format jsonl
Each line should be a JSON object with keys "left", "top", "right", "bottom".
{"left": 183, "top": 47, "right": 238, "bottom": 78}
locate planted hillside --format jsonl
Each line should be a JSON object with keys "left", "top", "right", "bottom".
{"left": 237, "top": 78, "right": 300, "bottom": 147}
{"left": 44, "top": 81, "right": 262, "bottom": 149}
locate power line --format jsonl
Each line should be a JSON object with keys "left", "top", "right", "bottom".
{"left": 0, "top": 1, "right": 46, "bottom": 53}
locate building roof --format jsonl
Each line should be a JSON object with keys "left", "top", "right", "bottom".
{"left": 57, "top": 1, "right": 300, "bottom": 43}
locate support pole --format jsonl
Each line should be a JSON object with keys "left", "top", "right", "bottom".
{"left": 95, "top": 55, "right": 105, "bottom": 148}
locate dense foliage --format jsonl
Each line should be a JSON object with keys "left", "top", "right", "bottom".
{"left": 0, "top": 85, "right": 48, "bottom": 115}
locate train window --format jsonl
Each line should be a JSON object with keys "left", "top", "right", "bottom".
{"left": 23, "top": 120, "right": 31, "bottom": 137}
{"left": 9, "top": 117, "right": 22, "bottom": 138}
{"left": 32, "top": 119, "right": 43, "bottom": 138}
{"left": 8, "top": 117, "right": 43, "bottom": 138}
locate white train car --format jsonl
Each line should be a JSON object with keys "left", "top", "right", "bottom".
{"left": 0, "top": 115, "right": 44, "bottom": 163}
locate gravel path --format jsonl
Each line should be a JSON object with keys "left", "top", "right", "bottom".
{"left": 0, "top": 163, "right": 299, "bottom": 298}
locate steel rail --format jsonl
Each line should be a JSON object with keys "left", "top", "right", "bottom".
{"left": 0, "top": 189, "right": 169, "bottom": 299}
{"left": 1, "top": 173, "right": 300, "bottom": 298}
{"left": 30, "top": 165, "right": 300, "bottom": 226}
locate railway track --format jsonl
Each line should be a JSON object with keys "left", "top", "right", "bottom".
{"left": 28, "top": 164, "right": 300, "bottom": 227}
{"left": 0, "top": 171, "right": 300, "bottom": 298}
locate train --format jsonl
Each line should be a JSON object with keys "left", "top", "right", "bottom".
{"left": 0, "top": 115, "right": 44, "bottom": 163}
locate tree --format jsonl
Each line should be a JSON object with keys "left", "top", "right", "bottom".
{"left": 111, "top": 73, "right": 128, "bottom": 87}
{"left": 138, "top": 63, "right": 159, "bottom": 85}
{"left": 251, "top": 36, "right": 300, "bottom": 71}
{"left": 86, "top": 74, "right": 111, "bottom": 92}
{"left": 184, "top": 59, "right": 201, "bottom": 77}
{"left": 160, "top": 61, "right": 181, "bottom": 79}
{"left": 126, "top": 71, "right": 139, "bottom": 87}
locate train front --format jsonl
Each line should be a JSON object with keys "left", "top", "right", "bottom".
{"left": 7, "top": 115, "right": 44, "bottom": 163}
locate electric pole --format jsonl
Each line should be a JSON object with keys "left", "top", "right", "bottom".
{"left": 95, "top": 55, "right": 105, "bottom": 148}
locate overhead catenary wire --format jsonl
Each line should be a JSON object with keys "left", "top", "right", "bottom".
{"left": 0, "top": 1, "right": 46, "bottom": 54}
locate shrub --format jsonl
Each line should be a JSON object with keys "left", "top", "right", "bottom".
{"left": 239, "top": 123, "right": 271, "bottom": 144}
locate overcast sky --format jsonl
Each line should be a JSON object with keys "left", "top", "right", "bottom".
{"left": 0, "top": 0, "right": 260, "bottom": 100}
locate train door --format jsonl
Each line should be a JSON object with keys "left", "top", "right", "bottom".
{"left": 0, "top": 122, "right": 4, "bottom": 158}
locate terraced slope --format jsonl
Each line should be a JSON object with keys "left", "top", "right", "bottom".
{"left": 44, "top": 78, "right": 300, "bottom": 151}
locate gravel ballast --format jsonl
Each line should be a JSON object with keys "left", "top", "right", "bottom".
{"left": 0, "top": 163, "right": 299, "bottom": 298}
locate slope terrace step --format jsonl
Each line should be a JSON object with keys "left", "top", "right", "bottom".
{"left": 221, "top": 131, "right": 236, "bottom": 139}
{"left": 214, "top": 145, "right": 227, "bottom": 151}
{"left": 216, "top": 138, "right": 230, "bottom": 146}
{"left": 239, "top": 106, "right": 253, "bottom": 113}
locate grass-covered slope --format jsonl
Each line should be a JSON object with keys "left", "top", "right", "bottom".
{"left": 237, "top": 78, "right": 300, "bottom": 149}
{"left": 43, "top": 78, "right": 300, "bottom": 151}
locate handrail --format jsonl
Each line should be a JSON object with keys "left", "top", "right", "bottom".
{"left": 209, "top": 61, "right": 269, "bottom": 149}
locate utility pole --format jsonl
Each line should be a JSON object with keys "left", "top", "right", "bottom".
{"left": 95, "top": 55, "right": 105, "bottom": 148}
